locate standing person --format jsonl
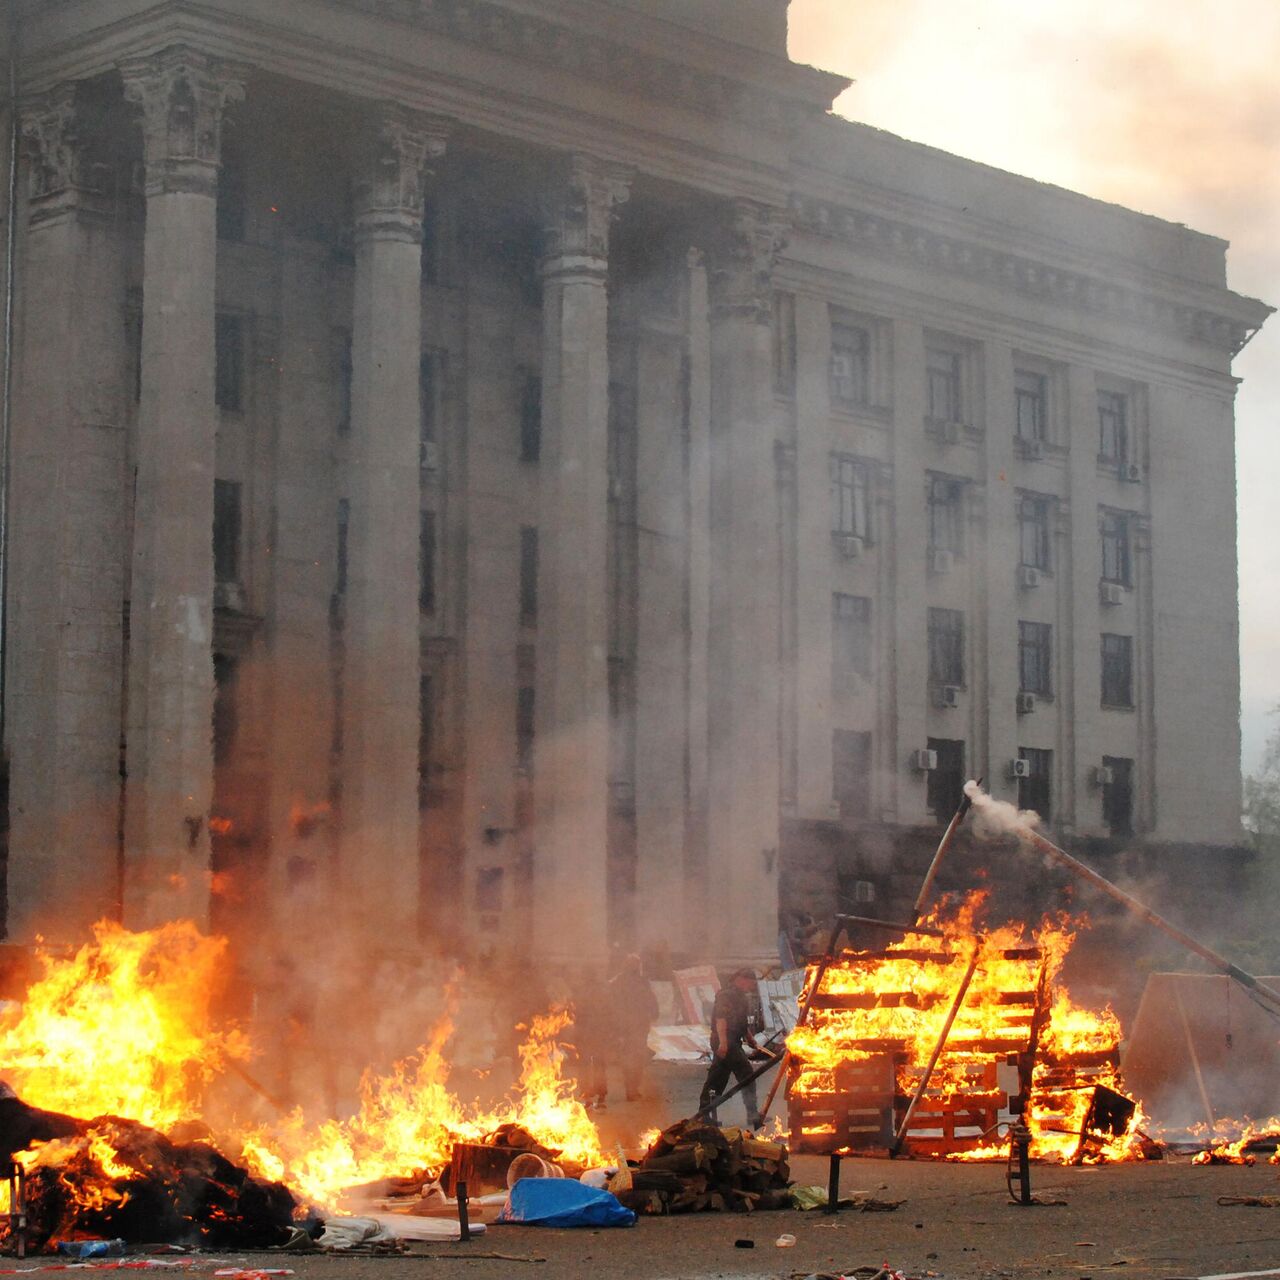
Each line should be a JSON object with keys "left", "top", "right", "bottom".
{"left": 572, "top": 972, "right": 611, "bottom": 1110}
{"left": 609, "top": 953, "right": 659, "bottom": 1101}
{"left": 698, "top": 968, "right": 765, "bottom": 1130}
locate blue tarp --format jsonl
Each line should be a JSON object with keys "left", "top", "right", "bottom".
{"left": 496, "top": 1178, "right": 637, "bottom": 1228}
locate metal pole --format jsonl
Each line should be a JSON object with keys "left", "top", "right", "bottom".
{"left": 456, "top": 1180, "right": 470, "bottom": 1242}
{"left": 823, "top": 1152, "right": 840, "bottom": 1215}
{"left": 913, "top": 779, "right": 981, "bottom": 922}
{"left": 1003, "top": 802, "right": 1280, "bottom": 1015}
{"left": 890, "top": 943, "right": 981, "bottom": 1156}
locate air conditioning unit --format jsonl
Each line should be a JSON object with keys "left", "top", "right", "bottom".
{"left": 420, "top": 439, "right": 440, "bottom": 471}
{"left": 929, "top": 547, "right": 955, "bottom": 575}
{"left": 1092, "top": 764, "right": 1115, "bottom": 788}
{"left": 1121, "top": 462, "right": 1143, "bottom": 483}
{"left": 833, "top": 532, "right": 864, "bottom": 559}
{"left": 933, "top": 684, "right": 960, "bottom": 709}
{"left": 1018, "top": 565, "right": 1041, "bottom": 590}
{"left": 1099, "top": 580, "right": 1124, "bottom": 606}
{"left": 853, "top": 879, "right": 876, "bottom": 904}
{"left": 912, "top": 748, "right": 938, "bottom": 772}
{"left": 1016, "top": 691, "right": 1036, "bottom": 715}
{"left": 1010, "top": 757, "right": 1032, "bottom": 779}
{"left": 1019, "top": 438, "right": 1046, "bottom": 460}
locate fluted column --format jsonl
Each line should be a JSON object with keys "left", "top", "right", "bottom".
{"left": 7, "top": 86, "right": 129, "bottom": 941}
{"left": 705, "top": 201, "right": 788, "bottom": 965}
{"left": 531, "top": 155, "right": 630, "bottom": 960}
{"left": 338, "top": 106, "right": 447, "bottom": 945}
{"left": 119, "top": 48, "right": 245, "bottom": 928}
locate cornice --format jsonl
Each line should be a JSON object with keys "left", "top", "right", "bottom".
{"left": 320, "top": 0, "right": 842, "bottom": 135}
{"left": 787, "top": 191, "right": 1272, "bottom": 356}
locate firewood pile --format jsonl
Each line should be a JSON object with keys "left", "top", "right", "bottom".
{"left": 620, "top": 1120, "right": 791, "bottom": 1214}
{"left": 0, "top": 1098, "right": 297, "bottom": 1254}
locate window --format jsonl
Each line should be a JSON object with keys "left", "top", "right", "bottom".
{"left": 830, "top": 454, "right": 871, "bottom": 540}
{"left": 1018, "top": 621, "right": 1053, "bottom": 696}
{"left": 926, "top": 346, "right": 962, "bottom": 423}
{"left": 830, "top": 323, "right": 870, "bottom": 406}
{"left": 832, "top": 594, "right": 872, "bottom": 681}
{"left": 927, "top": 476, "right": 963, "bottom": 553}
{"left": 1017, "top": 747, "right": 1052, "bottom": 819}
{"left": 417, "top": 674, "right": 435, "bottom": 809}
{"left": 421, "top": 198, "right": 440, "bottom": 284}
{"left": 212, "top": 653, "right": 238, "bottom": 768}
{"left": 215, "top": 314, "right": 244, "bottom": 412}
{"left": 419, "top": 510, "right": 436, "bottom": 613}
{"left": 772, "top": 292, "right": 796, "bottom": 396}
{"left": 1101, "top": 633, "right": 1134, "bottom": 708}
{"left": 1101, "top": 511, "right": 1131, "bottom": 586}
{"left": 928, "top": 608, "right": 965, "bottom": 687}
{"left": 336, "top": 330, "right": 352, "bottom": 433}
{"left": 1098, "top": 390, "right": 1128, "bottom": 463}
{"left": 1015, "top": 370, "right": 1047, "bottom": 441}
{"left": 1019, "top": 496, "right": 1051, "bottom": 571}
{"left": 832, "top": 729, "right": 872, "bottom": 820}
{"left": 216, "top": 134, "right": 246, "bottom": 242}
{"left": 927, "top": 738, "right": 965, "bottom": 821}
{"left": 519, "top": 525, "right": 538, "bottom": 624}
{"left": 519, "top": 370, "right": 542, "bottom": 463}
{"left": 419, "top": 351, "right": 438, "bottom": 448}
{"left": 213, "top": 479, "right": 242, "bottom": 586}
{"left": 1102, "top": 755, "right": 1134, "bottom": 837}
{"left": 516, "top": 684, "right": 536, "bottom": 776}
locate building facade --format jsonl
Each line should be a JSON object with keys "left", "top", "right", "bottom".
{"left": 3, "top": 0, "right": 1269, "bottom": 967}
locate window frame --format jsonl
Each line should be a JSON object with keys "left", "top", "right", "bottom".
{"left": 1017, "top": 746, "right": 1052, "bottom": 818}
{"left": 1018, "top": 495, "right": 1052, "bottom": 571}
{"left": 927, "top": 737, "right": 966, "bottom": 822}
{"left": 925, "top": 345, "right": 963, "bottom": 424}
{"left": 214, "top": 312, "right": 245, "bottom": 414}
{"left": 832, "top": 593, "right": 873, "bottom": 681}
{"left": 1097, "top": 389, "right": 1129, "bottom": 464}
{"left": 830, "top": 453, "right": 872, "bottom": 541}
{"left": 1101, "top": 510, "right": 1132, "bottom": 587}
{"left": 1100, "top": 632, "right": 1134, "bottom": 708}
{"left": 1014, "top": 369, "right": 1047, "bottom": 442}
{"left": 1017, "top": 620, "right": 1053, "bottom": 697}
{"left": 832, "top": 728, "right": 873, "bottom": 820}
{"left": 830, "top": 322, "right": 871, "bottom": 407}
{"left": 928, "top": 607, "right": 965, "bottom": 688}
{"left": 927, "top": 476, "right": 964, "bottom": 554}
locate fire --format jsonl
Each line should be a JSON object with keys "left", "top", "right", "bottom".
{"left": 0, "top": 920, "right": 248, "bottom": 1131}
{"left": 785, "top": 895, "right": 1144, "bottom": 1162}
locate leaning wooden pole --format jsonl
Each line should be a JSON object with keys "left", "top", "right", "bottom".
{"left": 972, "top": 784, "right": 1280, "bottom": 1016}
{"left": 890, "top": 943, "right": 981, "bottom": 1156}
{"left": 913, "top": 779, "right": 982, "bottom": 923}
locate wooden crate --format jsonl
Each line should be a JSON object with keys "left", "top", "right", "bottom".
{"left": 788, "top": 1054, "right": 896, "bottom": 1153}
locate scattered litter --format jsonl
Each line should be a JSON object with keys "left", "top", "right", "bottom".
{"left": 788, "top": 1185, "right": 904, "bottom": 1212}
{"left": 56, "top": 1244, "right": 126, "bottom": 1260}
{"left": 497, "top": 1178, "right": 636, "bottom": 1228}
{"left": 213, "top": 1271, "right": 294, "bottom": 1279}
{"left": 1218, "top": 1195, "right": 1280, "bottom": 1207}
{"left": 776, "top": 1233, "right": 797, "bottom": 1247}
{"left": 734, "top": 1239, "right": 754, "bottom": 1249}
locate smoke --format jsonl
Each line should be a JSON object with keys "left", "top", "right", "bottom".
{"left": 962, "top": 778, "right": 1041, "bottom": 842}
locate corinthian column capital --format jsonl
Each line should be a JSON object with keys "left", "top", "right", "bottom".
{"left": 21, "top": 84, "right": 90, "bottom": 204}
{"left": 709, "top": 199, "right": 790, "bottom": 323}
{"left": 354, "top": 104, "right": 450, "bottom": 243}
{"left": 120, "top": 45, "right": 248, "bottom": 197}
{"left": 541, "top": 154, "right": 632, "bottom": 273}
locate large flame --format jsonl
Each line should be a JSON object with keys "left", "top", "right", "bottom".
{"left": 785, "top": 895, "right": 1144, "bottom": 1162}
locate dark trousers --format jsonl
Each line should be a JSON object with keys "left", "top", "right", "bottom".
{"left": 699, "top": 1046, "right": 762, "bottom": 1127}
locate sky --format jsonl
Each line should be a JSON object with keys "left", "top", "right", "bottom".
{"left": 787, "top": 0, "right": 1280, "bottom": 778}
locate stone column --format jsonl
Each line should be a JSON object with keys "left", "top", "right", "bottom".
{"left": 338, "top": 106, "right": 447, "bottom": 947}
{"left": 531, "top": 155, "right": 630, "bottom": 961}
{"left": 7, "top": 85, "right": 129, "bottom": 941}
{"left": 119, "top": 48, "right": 245, "bottom": 928}
{"left": 705, "top": 200, "right": 788, "bottom": 965}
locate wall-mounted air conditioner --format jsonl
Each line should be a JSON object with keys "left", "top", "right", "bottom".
{"left": 1121, "top": 462, "right": 1143, "bottom": 483}
{"left": 1099, "top": 581, "right": 1124, "bottom": 606}
{"left": 1092, "top": 765, "right": 1115, "bottom": 787}
{"left": 1016, "top": 691, "right": 1036, "bottom": 715}
{"left": 933, "top": 684, "right": 960, "bottom": 709}
{"left": 912, "top": 748, "right": 938, "bottom": 772}
{"left": 1010, "top": 757, "right": 1032, "bottom": 779}
{"left": 1018, "top": 565, "right": 1041, "bottom": 589}
{"left": 833, "top": 532, "right": 864, "bottom": 559}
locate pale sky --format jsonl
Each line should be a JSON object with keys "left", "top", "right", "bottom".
{"left": 788, "top": 0, "right": 1280, "bottom": 777}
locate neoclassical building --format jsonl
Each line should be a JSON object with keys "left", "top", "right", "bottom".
{"left": 3, "top": 0, "right": 1269, "bottom": 966}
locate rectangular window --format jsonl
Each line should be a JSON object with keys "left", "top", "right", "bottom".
{"left": 216, "top": 138, "right": 246, "bottom": 243}
{"left": 419, "top": 509, "right": 436, "bottom": 613}
{"left": 773, "top": 292, "right": 796, "bottom": 396}
{"left": 1015, "top": 369, "right": 1047, "bottom": 441}
{"left": 417, "top": 673, "right": 434, "bottom": 810}
{"left": 1019, "top": 496, "right": 1051, "bottom": 571}
{"left": 421, "top": 198, "right": 439, "bottom": 284}
{"left": 832, "top": 594, "right": 872, "bottom": 681}
{"left": 213, "top": 479, "right": 241, "bottom": 585}
{"left": 1101, "top": 511, "right": 1131, "bottom": 586}
{"left": 832, "top": 729, "right": 872, "bottom": 820}
{"left": 519, "top": 525, "right": 538, "bottom": 624}
{"left": 928, "top": 607, "right": 965, "bottom": 687}
{"left": 1102, "top": 755, "right": 1134, "bottom": 837}
{"left": 1098, "top": 390, "right": 1129, "bottom": 463}
{"left": 829, "top": 454, "right": 871, "bottom": 540}
{"left": 926, "top": 346, "right": 962, "bottom": 423}
{"left": 419, "top": 351, "right": 437, "bottom": 447}
{"left": 927, "top": 737, "right": 965, "bottom": 821}
{"left": 1101, "top": 633, "right": 1134, "bottom": 708}
{"left": 215, "top": 314, "right": 244, "bottom": 412}
{"left": 520, "top": 370, "right": 542, "bottom": 463}
{"left": 927, "top": 476, "right": 963, "bottom": 553}
{"left": 1017, "top": 747, "right": 1052, "bottom": 819}
{"left": 1018, "top": 621, "right": 1053, "bottom": 696}
{"left": 212, "top": 654, "right": 238, "bottom": 768}
{"left": 830, "top": 323, "right": 870, "bottom": 406}
{"left": 516, "top": 684, "right": 536, "bottom": 777}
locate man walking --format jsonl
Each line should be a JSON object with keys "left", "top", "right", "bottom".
{"left": 698, "top": 968, "right": 765, "bottom": 1130}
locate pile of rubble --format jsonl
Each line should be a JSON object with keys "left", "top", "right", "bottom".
{"left": 620, "top": 1120, "right": 790, "bottom": 1214}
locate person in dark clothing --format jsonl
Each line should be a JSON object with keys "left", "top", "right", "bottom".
{"left": 698, "top": 968, "right": 765, "bottom": 1129}
{"left": 609, "top": 953, "right": 659, "bottom": 1100}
